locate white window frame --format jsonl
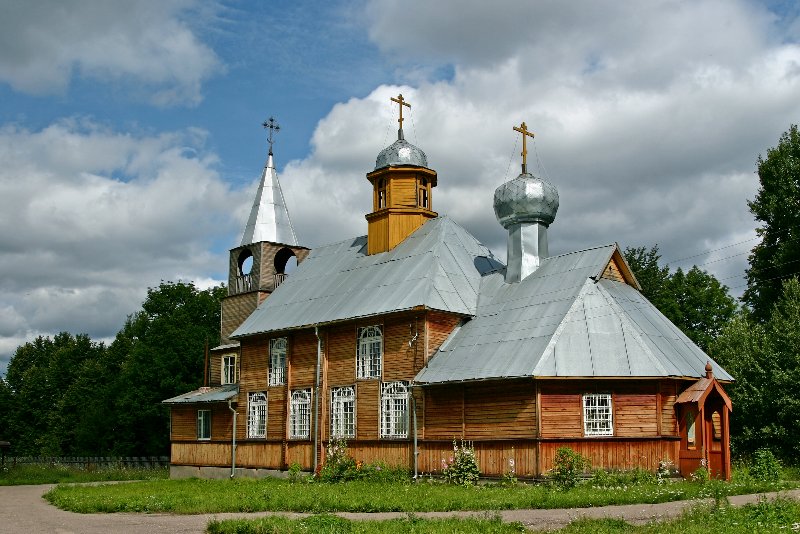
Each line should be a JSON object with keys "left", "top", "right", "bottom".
{"left": 221, "top": 354, "right": 237, "bottom": 385}
{"left": 289, "top": 389, "right": 312, "bottom": 439}
{"left": 269, "top": 338, "right": 287, "bottom": 386}
{"left": 247, "top": 392, "right": 267, "bottom": 438}
{"left": 197, "top": 409, "right": 211, "bottom": 440}
{"left": 357, "top": 326, "right": 382, "bottom": 379}
{"left": 380, "top": 381, "right": 409, "bottom": 438}
{"left": 330, "top": 386, "right": 356, "bottom": 438}
{"left": 583, "top": 393, "right": 613, "bottom": 436}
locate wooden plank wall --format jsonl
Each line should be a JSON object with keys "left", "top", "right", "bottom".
{"left": 171, "top": 442, "right": 231, "bottom": 467}
{"left": 170, "top": 405, "right": 233, "bottom": 441}
{"left": 423, "top": 380, "right": 536, "bottom": 440}
{"left": 417, "top": 441, "right": 537, "bottom": 478}
{"left": 236, "top": 442, "right": 284, "bottom": 469}
{"left": 539, "top": 439, "right": 679, "bottom": 472}
{"left": 426, "top": 310, "right": 462, "bottom": 364}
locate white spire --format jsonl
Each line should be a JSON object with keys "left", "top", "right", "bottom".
{"left": 240, "top": 152, "right": 298, "bottom": 246}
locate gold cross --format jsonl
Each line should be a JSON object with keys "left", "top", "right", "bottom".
{"left": 513, "top": 121, "right": 535, "bottom": 173}
{"left": 391, "top": 94, "right": 411, "bottom": 128}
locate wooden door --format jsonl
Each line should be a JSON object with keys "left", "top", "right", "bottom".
{"left": 706, "top": 408, "right": 723, "bottom": 478}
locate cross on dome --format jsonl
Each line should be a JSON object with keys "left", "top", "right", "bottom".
{"left": 262, "top": 116, "right": 281, "bottom": 156}
{"left": 390, "top": 94, "right": 411, "bottom": 129}
{"left": 513, "top": 121, "right": 535, "bottom": 174}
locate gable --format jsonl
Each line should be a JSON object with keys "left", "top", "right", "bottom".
{"left": 599, "top": 247, "right": 641, "bottom": 289}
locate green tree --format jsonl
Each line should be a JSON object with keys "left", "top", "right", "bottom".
{"left": 110, "top": 281, "right": 225, "bottom": 455}
{"left": 0, "top": 377, "right": 12, "bottom": 442}
{"left": 744, "top": 124, "right": 800, "bottom": 322}
{"left": 712, "top": 278, "right": 800, "bottom": 460}
{"left": 624, "top": 246, "right": 736, "bottom": 352}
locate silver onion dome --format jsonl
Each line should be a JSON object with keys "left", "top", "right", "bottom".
{"left": 375, "top": 130, "right": 428, "bottom": 170}
{"left": 494, "top": 172, "right": 559, "bottom": 228}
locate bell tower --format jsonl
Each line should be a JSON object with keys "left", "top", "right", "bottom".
{"left": 220, "top": 118, "right": 309, "bottom": 344}
{"left": 366, "top": 94, "right": 437, "bottom": 255}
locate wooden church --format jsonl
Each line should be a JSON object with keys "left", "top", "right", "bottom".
{"left": 164, "top": 101, "right": 733, "bottom": 480}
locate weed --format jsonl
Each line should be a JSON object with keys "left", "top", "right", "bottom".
{"left": 551, "top": 447, "right": 590, "bottom": 490}
{"left": 441, "top": 439, "right": 480, "bottom": 487}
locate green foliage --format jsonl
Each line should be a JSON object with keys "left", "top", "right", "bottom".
{"left": 690, "top": 465, "right": 709, "bottom": 484}
{"left": 441, "top": 439, "right": 480, "bottom": 487}
{"left": 287, "top": 462, "right": 304, "bottom": 483}
{"left": 744, "top": 124, "right": 800, "bottom": 322}
{"left": 1, "top": 281, "right": 225, "bottom": 457}
{"left": 750, "top": 448, "right": 781, "bottom": 483}
{"left": 0, "top": 463, "right": 167, "bottom": 485}
{"left": 591, "top": 468, "right": 656, "bottom": 488}
{"left": 712, "top": 278, "right": 800, "bottom": 459}
{"left": 317, "top": 438, "right": 410, "bottom": 483}
{"left": 558, "top": 498, "right": 800, "bottom": 533}
{"left": 550, "top": 447, "right": 590, "bottom": 490}
{"left": 623, "top": 246, "right": 736, "bottom": 352}
{"left": 208, "top": 514, "right": 525, "bottom": 534}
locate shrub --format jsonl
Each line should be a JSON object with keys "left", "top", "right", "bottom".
{"left": 691, "top": 464, "right": 710, "bottom": 483}
{"left": 750, "top": 448, "right": 782, "bottom": 483}
{"left": 550, "top": 447, "right": 590, "bottom": 489}
{"left": 441, "top": 439, "right": 480, "bottom": 487}
{"left": 287, "top": 462, "right": 304, "bottom": 483}
{"left": 656, "top": 458, "right": 677, "bottom": 484}
{"left": 318, "top": 437, "right": 358, "bottom": 482}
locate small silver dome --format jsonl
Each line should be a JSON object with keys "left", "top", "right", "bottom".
{"left": 494, "top": 172, "right": 559, "bottom": 228}
{"left": 375, "top": 130, "right": 428, "bottom": 170}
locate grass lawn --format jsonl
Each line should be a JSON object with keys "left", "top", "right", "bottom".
{"left": 43, "top": 475, "right": 794, "bottom": 514}
{"left": 208, "top": 514, "right": 526, "bottom": 533}
{"left": 0, "top": 464, "right": 168, "bottom": 485}
{"left": 207, "top": 498, "right": 800, "bottom": 533}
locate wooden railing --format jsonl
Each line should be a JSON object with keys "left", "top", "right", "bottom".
{"left": 230, "top": 273, "right": 288, "bottom": 295}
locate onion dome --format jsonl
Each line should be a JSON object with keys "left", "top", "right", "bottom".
{"left": 375, "top": 129, "right": 428, "bottom": 170}
{"left": 493, "top": 172, "right": 559, "bottom": 229}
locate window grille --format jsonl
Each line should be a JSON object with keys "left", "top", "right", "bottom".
{"left": 269, "top": 338, "right": 287, "bottom": 386}
{"left": 583, "top": 393, "right": 613, "bottom": 436}
{"left": 222, "top": 354, "right": 237, "bottom": 385}
{"left": 247, "top": 392, "right": 267, "bottom": 438}
{"left": 289, "top": 389, "right": 311, "bottom": 439}
{"left": 380, "top": 381, "right": 409, "bottom": 438}
{"left": 330, "top": 386, "right": 356, "bottom": 438}
{"left": 357, "top": 326, "right": 382, "bottom": 379}
{"left": 197, "top": 409, "right": 211, "bottom": 440}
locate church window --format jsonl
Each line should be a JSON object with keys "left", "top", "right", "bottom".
{"left": 583, "top": 393, "right": 613, "bottom": 436}
{"left": 247, "top": 392, "right": 267, "bottom": 438}
{"left": 330, "top": 386, "right": 356, "bottom": 438}
{"left": 378, "top": 179, "right": 387, "bottom": 208}
{"left": 419, "top": 186, "right": 428, "bottom": 208}
{"left": 357, "top": 326, "right": 382, "bottom": 379}
{"left": 222, "top": 354, "right": 238, "bottom": 385}
{"left": 290, "top": 389, "right": 312, "bottom": 439}
{"left": 197, "top": 409, "right": 211, "bottom": 440}
{"left": 380, "top": 381, "right": 409, "bottom": 438}
{"left": 269, "top": 338, "right": 287, "bottom": 386}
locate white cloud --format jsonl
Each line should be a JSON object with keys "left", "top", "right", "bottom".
{"left": 0, "top": 0, "right": 221, "bottom": 106}
{"left": 281, "top": 0, "right": 799, "bottom": 302}
{"left": 0, "top": 119, "right": 248, "bottom": 375}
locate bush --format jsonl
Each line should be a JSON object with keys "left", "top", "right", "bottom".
{"left": 750, "top": 448, "right": 782, "bottom": 483}
{"left": 318, "top": 437, "right": 358, "bottom": 482}
{"left": 550, "top": 447, "right": 590, "bottom": 489}
{"left": 441, "top": 440, "right": 480, "bottom": 487}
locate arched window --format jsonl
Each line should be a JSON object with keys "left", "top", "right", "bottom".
{"left": 290, "top": 389, "right": 311, "bottom": 439}
{"left": 357, "top": 326, "right": 382, "bottom": 379}
{"left": 247, "top": 392, "right": 267, "bottom": 438}
{"left": 330, "top": 386, "right": 356, "bottom": 438}
{"left": 380, "top": 381, "right": 409, "bottom": 438}
{"left": 377, "top": 179, "right": 387, "bottom": 209}
{"left": 269, "top": 337, "right": 287, "bottom": 386}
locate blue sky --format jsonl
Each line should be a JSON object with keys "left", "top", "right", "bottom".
{"left": 1, "top": 0, "right": 799, "bottom": 375}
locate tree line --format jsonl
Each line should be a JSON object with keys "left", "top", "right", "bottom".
{"left": 0, "top": 282, "right": 225, "bottom": 457}
{"left": 0, "top": 126, "right": 798, "bottom": 460}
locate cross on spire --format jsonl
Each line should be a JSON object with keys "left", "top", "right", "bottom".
{"left": 513, "top": 121, "right": 535, "bottom": 174}
{"left": 390, "top": 94, "right": 411, "bottom": 131}
{"left": 262, "top": 116, "right": 281, "bottom": 155}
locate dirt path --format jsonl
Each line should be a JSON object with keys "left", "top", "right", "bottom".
{"left": 1, "top": 484, "right": 798, "bottom": 534}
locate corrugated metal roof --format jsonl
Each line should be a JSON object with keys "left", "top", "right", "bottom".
{"left": 231, "top": 216, "right": 502, "bottom": 338}
{"left": 415, "top": 244, "right": 733, "bottom": 384}
{"left": 162, "top": 384, "right": 239, "bottom": 404}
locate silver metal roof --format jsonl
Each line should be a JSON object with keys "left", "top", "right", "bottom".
{"left": 375, "top": 129, "right": 429, "bottom": 170}
{"left": 231, "top": 216, "right": 502, "bottom": 337}
{"left": 494, "top": 172, "right": 559, "bottom": 228}
{"left": 162, "top": 383, "right": 239, "bottom": 405}
{"left": 415, "top": 244, "right": 733, "bottom": 384}
{"left": 240, "top": 153, "right": 298, "bottom": 246}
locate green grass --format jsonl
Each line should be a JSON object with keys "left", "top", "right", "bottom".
{"left": 0, "top": 463, "right": 168, "bottom": 485}
{"left": 205, "top": 499, "right": 800, "bottom": 534}
{"left": 556, "top": 498, "right": 800, "bottom": 533}
{"left": 207, "top": 513, "right": 526, "bottom": 534}
{"left": 43, "top": 476, "right": 794, "bottom": 514}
